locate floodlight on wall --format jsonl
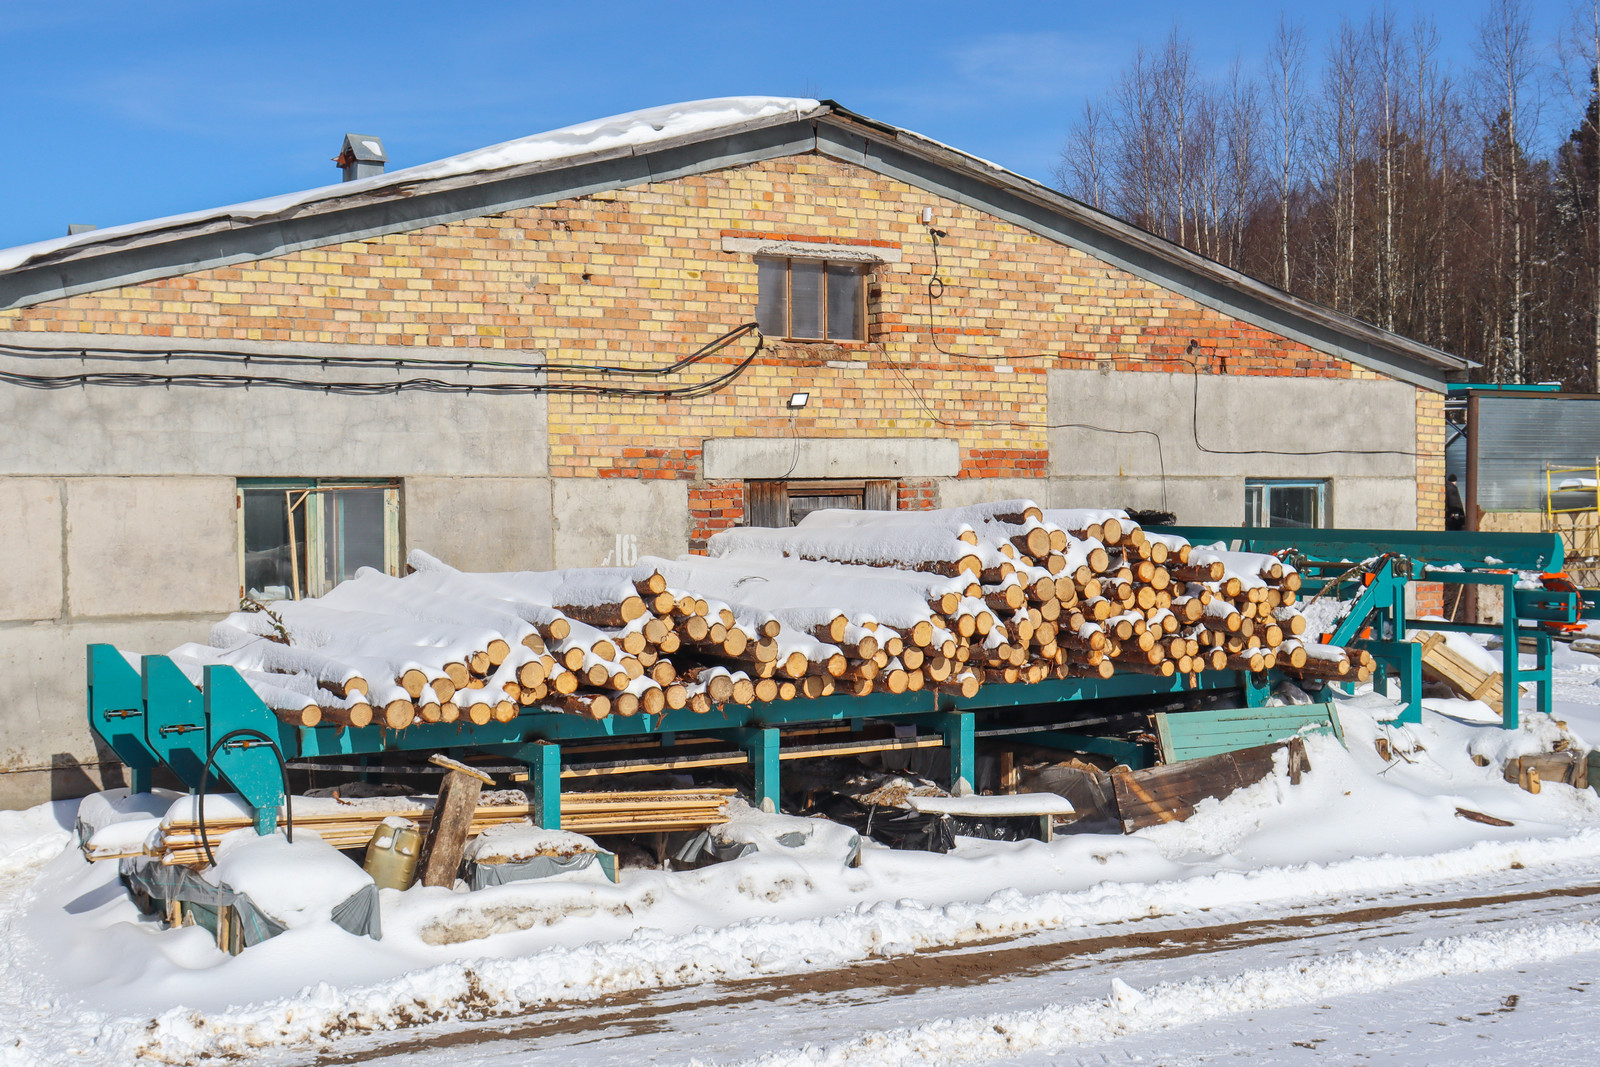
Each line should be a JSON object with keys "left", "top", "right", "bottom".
{"left": 787, "top": 392, "right": 810, "bottom": 409}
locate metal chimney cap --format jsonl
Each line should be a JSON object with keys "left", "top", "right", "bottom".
{"left": 338, "top": 134, "right": 387, "bottom": 164}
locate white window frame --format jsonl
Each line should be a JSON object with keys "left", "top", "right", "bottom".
{"left": 1244, "top": 479, "right": 1328, "bottom": 529}
{"left": 237, "top": 478, "right": 401, "bottom": 601}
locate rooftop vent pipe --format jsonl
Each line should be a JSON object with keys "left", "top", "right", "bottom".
{"left": 334, "top": 134, "right": 387, "bottom": 182}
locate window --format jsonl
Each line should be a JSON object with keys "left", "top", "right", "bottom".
{"left": 1245, "top": 480, "right": 1327, "bottom": 529}
{"left": 746, "top": 479, "right": 897, "bottom": 528}
{"left": 238, "top": 479, "right": 401, "bottom": 601}
{"left": 756, "top": 256, "right": 868, "bottom": 341}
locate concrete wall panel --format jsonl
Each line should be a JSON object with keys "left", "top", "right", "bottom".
{"left": 702, "top": 437, "right": 960, "bottom": 481}
{"left": 1330, "top": 477, "right": 1418, "bottom": 528}
{"left": 552, "top": 479, "right": 690, "bottom": 568}
{"left": 0, "top": 479, "right": 63, "bottom": 622}
{"left": 1048, "top": 477, "right": 1239, "bottom": 525}
{"left": 0, "top": 617, "right": 213, "bottom": 808}
{"left": 0, "top": 337, "right": 548, "bottom": 480}
{"left": 935, "top": 477, "right": 1047, "bottom": 511}
{"left": 405, "top": 477, "right": 554, "bottom": 572}
{"left": 1047, "top": 369, "right": 1415, "bottom": 481}
{"left": 65, "top": 477, "right": 238, "bottom": 617}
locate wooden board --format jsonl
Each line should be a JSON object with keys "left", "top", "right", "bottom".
{"left": 1505, "top": 750, "right": 1588, "bottom": 790}
{"left": 1153, "top": 704, "right": 1342, "bottom": 764}
{"left": 1112, "top": 738, "right": 1306, "bottom": 832}
{"left": 1411, "top": 630, "right": 1521, "bottom": 715}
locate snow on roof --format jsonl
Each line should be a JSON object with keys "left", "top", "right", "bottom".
{"left": 0, "top": 96, "right": 823, "bottom": 274}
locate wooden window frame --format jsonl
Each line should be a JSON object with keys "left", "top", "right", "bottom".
{"left": 744, "top": 478, "right": 897, "bottom": 528}
{"left": 756, "top": 256, "right": 869, "bottom": 342}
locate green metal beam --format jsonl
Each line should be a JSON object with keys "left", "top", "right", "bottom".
{"left": 1157, "top": 526, "right": 1564, "bottom": 572}
{"left": 142, "top": 655, "right": 209, "bottom": 789}
{"left": 1025, "top": 731, "right": 1151, "bottom": 769}
{"left": 86, "top": 644, "right": 156, "bottom": 794}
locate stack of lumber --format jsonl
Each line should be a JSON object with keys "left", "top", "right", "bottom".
{"left": 163, "top": 500, "right": 1373, "bottom": 729}
{"left": 150, "top": 789, "right": 736, "bottom": 867}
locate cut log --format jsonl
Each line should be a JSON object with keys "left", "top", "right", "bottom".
{"left": 556, "top": 596, "right": 647, "bottom": 629}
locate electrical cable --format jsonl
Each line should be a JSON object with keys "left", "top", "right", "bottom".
{"left": 920, "top": 228, "right": 1052, "bottom": 362}
{"left": 0, "top": 321, "right": 762, "bottom": 379}
{"left": 876, "top": 345, "right": 1170, "bottom": 511}
{"left": 1169, "top": 343, "right": 1418, "bottom": 458}
{"left": 924, "top": 228, "right": 957, "bottom": 359}
{"left": 0, "top": 331, "right": 764, "bottom": 399}
{"left": 196, "top": 728, "right": 295, "bottom": 868}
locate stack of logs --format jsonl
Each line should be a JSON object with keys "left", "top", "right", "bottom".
{"left": 183, "top": 501, "right": 1375, "bottom": 729}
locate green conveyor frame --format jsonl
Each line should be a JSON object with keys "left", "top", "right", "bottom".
{"left": 87, "top": 646, "right": 1261, "bottom": 834}
{"left": 1160, "top": 526, "right": 1589, "bottom": 730}
{"left": 91, "top": 527, "right": 1595, "bottom": 837}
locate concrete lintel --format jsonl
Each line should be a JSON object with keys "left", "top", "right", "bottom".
{"left": 720, "top": 236, "right": 901, "bottom": 263}
{"left": 702, "top": 437, "right": 959, "bottom": 480}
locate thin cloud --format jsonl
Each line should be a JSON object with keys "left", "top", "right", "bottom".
{"left": 951, "top": 31, "right": 1120, "bottom": 99}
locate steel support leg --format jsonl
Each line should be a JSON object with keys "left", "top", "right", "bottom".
{"left": 1499, "top": 577, "right": 1520, "bottom": 730}
{"left": 1242, "top": 670, "right": 1271, "bottom": 707}
{"left": 1532, "top": 629, "right": 1553, "bottom": 719}
{"left": 738, "top": 727, "right": 780, "bottom": 812}
{"left": 1362, "top": 640, "right": 1422, "bottom": 725}
{"left": 932, "top": 712, "right": 974, "bottom": 796}
{"left": 525, "top": 741, "right": 561, "bottom": 830}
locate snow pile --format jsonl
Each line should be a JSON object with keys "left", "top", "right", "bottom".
{"left": 202, "top": 830, "right": 374, "bottom": 929}
{"left": 904, "top": 793, "right": 1075, "bottom": 817}
{"left": 74, "top": 787, "right": 179, "bottom": 859}
{"left": 464, "top": 825, "right": 601, "bottom": 864}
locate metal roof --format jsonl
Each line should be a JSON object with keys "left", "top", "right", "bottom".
{"left": 0, "top": 98, "right": 1469, "bottom": 390}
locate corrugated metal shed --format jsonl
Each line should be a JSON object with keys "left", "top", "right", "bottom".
{"left": 1476, "top": 395, "right": 1600, "bottom": 511}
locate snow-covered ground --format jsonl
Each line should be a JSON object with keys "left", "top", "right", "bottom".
{"left": 5, "top": 637, "right": 1600, "bottom": 1065}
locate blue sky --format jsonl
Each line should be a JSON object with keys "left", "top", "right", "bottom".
{"left": 0, "top": 0, "right": 1581, "bottom": 251}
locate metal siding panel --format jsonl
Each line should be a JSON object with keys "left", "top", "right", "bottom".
{"left": 1477, "top": 396, "right": 1600, "bottom": 511}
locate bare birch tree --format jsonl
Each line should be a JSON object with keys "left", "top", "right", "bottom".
{"left": 1474, "top": 0, "right": 1542, "bottom": 382}
{"left": 1264, "top": 16, "right": 1307, "bottom": 289}
{"left": 1559, "top": 0, "right": 1600, "bottom": 388}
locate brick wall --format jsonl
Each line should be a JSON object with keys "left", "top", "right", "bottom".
{"left": 1413, "top": 389, "right": 1448, "bottom": 616}
{"left": 961, "top": 449, "right": 1049, "bottom": 479}
{"left": 0, "top": 153, "right": 1442, "bottom": 534}
{"left": 899, "top": 480, "right": 938, "bottom": 511}
{"left": 688, "top": 481, "right": 742, "bottom": 553}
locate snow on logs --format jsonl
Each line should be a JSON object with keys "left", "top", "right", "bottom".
{"left": 176, "top": 505, "right": 1372, "bottom": 730}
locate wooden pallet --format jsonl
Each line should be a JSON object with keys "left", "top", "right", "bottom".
{"left": 1411, "top": 630, "right": 1520, "bottom": 715}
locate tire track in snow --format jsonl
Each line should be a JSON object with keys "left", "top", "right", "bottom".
{"left": 702, "top": 920, "right": 1600, "bottom": 1067}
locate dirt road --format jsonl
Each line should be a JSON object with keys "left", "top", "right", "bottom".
{"left": 300, "top": 858, "right": 1600, "bottom": 1067}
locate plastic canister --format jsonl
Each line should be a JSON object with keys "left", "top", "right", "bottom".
{"left": 363, "top": 816, "right": 422, "bottom": 890}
